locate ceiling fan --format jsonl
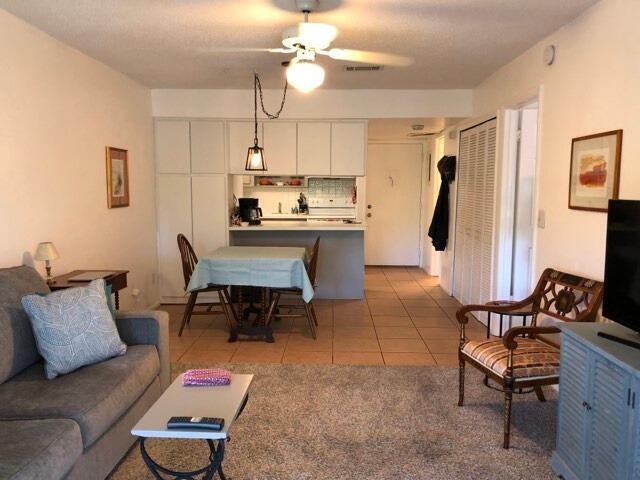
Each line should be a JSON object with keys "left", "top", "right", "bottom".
{"left": 213, "top": 0, "right": 413, "bottom": 92}
{"left": 406, "top": 125, "right": 444, "bottom": 138}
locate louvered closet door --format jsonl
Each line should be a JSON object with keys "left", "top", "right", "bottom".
{"left": 588, "top": 356, "right": 632, "bottom": 480}
{"left": 453, "top": 119, "right": 497, "bottom": 306}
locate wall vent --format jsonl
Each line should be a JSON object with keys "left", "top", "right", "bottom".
{"left": 345, "top": 65, "right": 382, "bottom": 72}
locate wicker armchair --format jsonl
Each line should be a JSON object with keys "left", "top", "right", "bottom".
{"left": 457, "top": 268, "right": 604, "bottom": 448}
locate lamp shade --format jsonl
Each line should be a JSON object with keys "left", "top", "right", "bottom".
{"left": 286, "top": 59, "right": 325, "bottom": 93}
{"left": 245, "top": 145, "right": 267, "bottom": 171}
{"left": 34, "top": 242, "right": 59, "bottom": 261}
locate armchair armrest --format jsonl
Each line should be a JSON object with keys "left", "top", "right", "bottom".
{"left": 116, "top": 310, "right": 170, "bottom": 391}
{"left": 455, "top": 296, "right": 535, "bottom": 345}
{"left": 502, "top": 326, "right": 561, "bottom": 350}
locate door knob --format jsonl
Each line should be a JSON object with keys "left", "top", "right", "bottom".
{"left": 367, "top": 213, "right": 372, "bottom": 218}
{"left": 367, "top": 204, "right": 372, "bottom": 209}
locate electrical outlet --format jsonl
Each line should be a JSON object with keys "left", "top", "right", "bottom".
{"left": 537, "top": 209, "right": 546, "bottom": 229}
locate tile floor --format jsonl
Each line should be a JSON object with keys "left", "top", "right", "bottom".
{"left": 166, "top": 266, "right": 488, "bottom": 366}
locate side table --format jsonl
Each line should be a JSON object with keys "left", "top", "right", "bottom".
{"left": 49, "top": 270, "right": 129, "bottom": 309}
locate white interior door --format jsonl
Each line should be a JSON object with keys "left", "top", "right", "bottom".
{"left": 365, "top": 143, "right": 423, "bottom": 265}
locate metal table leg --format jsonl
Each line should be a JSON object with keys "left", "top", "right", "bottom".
{"left": 139, "top": 437, "right": 225, "bottom": 480}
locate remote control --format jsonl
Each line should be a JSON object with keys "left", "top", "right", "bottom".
{"left": 167, "top": 416, "right": 225, "bottom": 430}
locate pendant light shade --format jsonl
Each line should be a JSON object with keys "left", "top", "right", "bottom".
{"left": 246, "top": 144, "right": 266, "bottom": 171}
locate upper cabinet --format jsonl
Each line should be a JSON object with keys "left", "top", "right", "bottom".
{"left": 155, "top": 120, "right": 190, "bottom": 174}
{"left": 155, "top": 118, "right": 368, "bottom": 177}
{"left": 263, "top": 122, "right": 297, "bottom": 175}
{"left": 331, "top": 122, "right": 367, "bottom": 176}
{"left": 297, "top": 122, "right": 331, "bottom": 176}
{"left": 190, "top": 120, "right": 225, "bottom": 174}
{"left": 155, "top": 119, "right": 225, "bottom": 174}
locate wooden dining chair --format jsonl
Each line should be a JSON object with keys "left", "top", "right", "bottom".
{"left": 176, "top": 234, "right": 236, "bottom": 336}
{"left": 264, "top": 237, "right": 320, "bottom": 339}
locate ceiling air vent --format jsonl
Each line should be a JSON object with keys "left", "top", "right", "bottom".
{"left": 345, "top": 65, "right": 382, "bottom": 72}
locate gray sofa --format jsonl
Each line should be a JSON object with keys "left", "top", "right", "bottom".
{"left": 0, "top": 266, "right": 169, "bottom": 480}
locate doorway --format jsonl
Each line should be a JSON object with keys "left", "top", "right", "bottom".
{"left": 365, "top": 143, "right": 423, "bottom": 265}
{"left": 509, "top": 101, "right": 539, "bottom": 299}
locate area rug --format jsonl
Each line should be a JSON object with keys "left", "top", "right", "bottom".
{"left": 109, "top": 363, "right": 557, "bottom": 480}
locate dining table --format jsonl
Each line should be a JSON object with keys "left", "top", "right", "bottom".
{"left": 187, "top": 246, "right": 314, "bottom": 342}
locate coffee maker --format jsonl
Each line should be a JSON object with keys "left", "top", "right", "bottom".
{"left": 238, "top": 198, "right": 263, "bottom": 225}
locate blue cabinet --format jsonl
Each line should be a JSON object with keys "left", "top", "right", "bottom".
{"left": 552, "top": 323, "right": 640, "bottom": 480}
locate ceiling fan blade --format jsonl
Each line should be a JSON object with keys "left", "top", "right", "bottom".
{"left": 407, "top": 130, "right": 444, "bottom": 137}
{"left": 202, "top": 47, "right": 295, "bottom": 54}
{"left": 323, "top": 48, "right": 413, "bottom": 66}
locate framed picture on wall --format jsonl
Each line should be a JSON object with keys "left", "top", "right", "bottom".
{"left": 568, "top": 130, "right": 622, "bottom": 212}
{"left": 106, "top": 147, "right": 130, "bottom": 208}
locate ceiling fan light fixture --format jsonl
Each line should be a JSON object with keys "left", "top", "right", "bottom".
{"left": 286, "top": 58, "right": 325, "bottom": 93}
{"left": 282, "top": 23, "right": 337, "bottom": 51}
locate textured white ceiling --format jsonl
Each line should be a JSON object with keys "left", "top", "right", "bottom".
{"left": 1, "top": 0, "right": 598, "bottom": 89}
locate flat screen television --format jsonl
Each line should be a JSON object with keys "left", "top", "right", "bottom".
{"left": 603, "top": 199, "right": 640, "bottom": 334}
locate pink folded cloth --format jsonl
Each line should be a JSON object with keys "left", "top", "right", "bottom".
{"left": 182, "top": 368, "right": 232, "bottom": 387}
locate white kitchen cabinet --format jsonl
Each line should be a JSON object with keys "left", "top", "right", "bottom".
{"left": 262, "top": 122, "right": 297, "bottom": 175}
{"left": 157, "top": 175, "right": 192, "bottom": 300}
{"left": 229, "top": 121, "right": 262, "bottom": 174}
{"left": 331, "top": 122, "right": 367, "bottom": 176}
{"left": 191, "top": 175, "right": 228, "bottom": 256}
{"left": 155, "top": 120, "right": 190, "bottom": 174}
{"left": 297, "top": 122, "right": 331, "bottom": 175}
{"left": 191, "top": 120, "right": 225, "bottom": 174}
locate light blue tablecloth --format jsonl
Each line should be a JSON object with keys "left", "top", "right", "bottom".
{"left": 187, "top": 246, "right": 315, "bottom": 303}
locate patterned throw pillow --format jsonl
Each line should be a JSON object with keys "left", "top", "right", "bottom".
{"left": 21, "top": 279, "right": 127, "bottom": 379}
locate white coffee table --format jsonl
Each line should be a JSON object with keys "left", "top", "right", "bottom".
{"left": 132, "top": 373, "right": 253, "bottom": 480}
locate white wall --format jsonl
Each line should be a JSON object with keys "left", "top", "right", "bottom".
{"left": 435, "top": 128, "right": 460, "bottom": 293}
{"left": 152, "top": 89, "right": 473, "bottom": 119}
{"left": 0, "top": 10, "right": 157, "bottom": 309}
{"left": 473, "top": 0, "right": 640, "bottom": 284}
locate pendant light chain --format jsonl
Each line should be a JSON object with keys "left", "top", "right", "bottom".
{"left": 254, "top": 73, "right": 288, "bottom": 120}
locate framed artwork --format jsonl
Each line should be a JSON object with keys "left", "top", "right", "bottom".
{"left": 568, "top": 130, "right": 622, "bottom": 212}
{"left": 106, "top": 147, "right": 130, "bottom": 208}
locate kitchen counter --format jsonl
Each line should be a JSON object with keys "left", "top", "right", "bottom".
{"left": 229, "top": 220, "right": 366, "bottom": 231}
{"left": 229, "top": 222, "right": 365, "bottom": 299}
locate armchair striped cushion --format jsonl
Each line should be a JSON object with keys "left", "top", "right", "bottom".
{"left": 462, "top": 338, "right": 560, "bottom": 379}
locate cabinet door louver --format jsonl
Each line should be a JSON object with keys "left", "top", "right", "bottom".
{"left": 589, "top": 357, "right": 631, "bottom": 480}
{"left": 633, "top": 378, "right": 640, "bottom": 480}
{"left": 453, "top": 119, "right": 497, "bottom": 306}
{"left": 556, "top": 335, "right": 591, "bottom": 479}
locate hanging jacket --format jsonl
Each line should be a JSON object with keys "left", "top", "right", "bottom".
{"left": 428, "top": 155, "right": 456, "bottom": 251}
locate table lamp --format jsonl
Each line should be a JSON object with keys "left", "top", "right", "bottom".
{"left": 34, "top": 242, "right": 59, "bottom": 284}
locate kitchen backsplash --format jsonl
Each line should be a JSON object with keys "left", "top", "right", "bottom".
{"left": 242, "top": 177, "right": 357, "bottom": 215}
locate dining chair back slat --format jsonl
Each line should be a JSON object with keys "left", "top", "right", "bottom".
{"left": 177, "top": 234, "right": 198, "bottom": 291}
{"left": 307, "top": 237, "right": 320, "bottom": 286}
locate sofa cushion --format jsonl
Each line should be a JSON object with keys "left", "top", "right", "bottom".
{"left": 0, "top": 418, "right": 82, "bottom": 480}
{"left": 0, "top": 305, "right": 42, "bottom": 384}
{"left": 0, "top": 266, "right": 50, "bottom": 306}
{"left": 0, "top": 345, "right": 159, "bottom": 448}
{"left": 22, "top": 279, "right": 127, "bottom": 379}
{"left": 0, "top": 266, "right": 49, "bottom": 384}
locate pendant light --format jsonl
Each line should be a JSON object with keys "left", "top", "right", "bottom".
{"left": 245, "top": 74, "right": 266, "bottom": 171}
{"left": 245, "top": 73, "right": 288, "bottom": 172}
